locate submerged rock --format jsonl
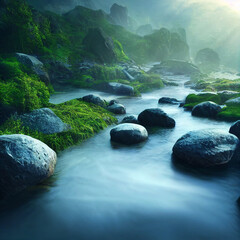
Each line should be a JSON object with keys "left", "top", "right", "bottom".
{"left": 82, "top": 94, "right": 106, "bottom": 108}
{"left": 107, "top": 103, "right": 126, "bottom": 114}
{"left": 110, "top": 123, "right": 148, "bottom": 145}
{"left": 158, "top": 97, "right": 180, "bottom": 105}
{"left": 192, "top": 101, "right": 221, "bottom": 118}
{"left": 172, "top": 129, "right": 238, "bottom": 167}
{"left": 19, "top": 108, "right": 70, "bottom": 134}
{"left": 121, "top": 115, "right": 139, "bottom": 124}
{"left": 229, "top": 121, "right": 240, "bottom": 139}
{"left": 0, "top": 134, "right": 57, "bottom": 198}
{"left": 16, "top": 53, "right": 49, "bottom": 84}
{"left": 138, "top": 108, "right": 175, "bottom": 128}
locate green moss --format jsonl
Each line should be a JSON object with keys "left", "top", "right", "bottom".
{"left": 113, "top": 40, "right": 129, "bottom": 62}
{"left": 0, "top": 57, "right": 50, "bottom": 112}
{"left": 0, "top": 99, "right": 117, "bottom": 152}
{"left": 184, "top": 93, "right": 221, "bottom": 109}
{"left": 218, "top": 106, "right": 240, "bottom": 121}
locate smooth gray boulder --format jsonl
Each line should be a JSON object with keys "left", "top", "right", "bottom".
{"left": 82, "top": 94, "right": 106, "bottom": 108}
{"left": 97, "top": 82, "right": 134, "bottom": 96}
{"left": 19, "top": 108, "right": 70, "bottom": 134}
{"left": 110, "top": 123, "right": 148, "bottom": 145}
{"left": 107, "top": 103, "right": 126, "bottom": 114}
{"left": 229, "top": 121, "right": 240, "bottom": 139}
{"left": 158, "top": 97, "right": 180, "bottom": 105}
{"left": 138, "top": 108, "right": 175, "bottom": 128}
{"left": 172, "top": 129, "right": 238, "bottom": 167}
{"left": 16, "top": 53, "right": 49, "bottom": 84}
{"left": 121, "top": 115, "right": 139, "bottom": 124}
{"left": 192, "top": 101, "right": 221, "bottom": 118}
{"left": 0, "top": 134, "right": 57, "bottom": 198}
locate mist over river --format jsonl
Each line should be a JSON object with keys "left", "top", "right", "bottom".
{"left": 0, "top": 75, "right": 240, "bottom": 240}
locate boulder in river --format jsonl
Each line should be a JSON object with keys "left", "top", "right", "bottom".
{"left": 138, "top": 108, "right": 175, "bottom": 128}
{"left": 158, "top": 97, "right": 180, "bottom": 105}
{"left": 110, "top": 123, "right": 148, "bottom": 145}
{"left": 16, "top": 53, "right": 49, "bottom": 84}
{"left": 172, "top": 129, "right": 239, "bottom": 167}
{"left": 82, "top": 94, "right": 106, "bottom": 108}
{"left": 229, "top": 121, "right": 240, "bottom": 139}
{"left": 192, "top": 101, "right": 222, "bottom": 118}
{"left": 107, "top": 103, "right": 126, "bottom": 114}
{"left": 97, "top": 82, "right": 134, "bottom": 96}
{"left": 0, "top": 134, "right": 57, "bottom": 198}
{"left": 121, "top": 115, "right": 139, "bottom": 124}
{"left": 149, "top": 60, "right": 200, "bottom": 76}
{"left": 18, "top": 108, "right": 70, "bottom": 134}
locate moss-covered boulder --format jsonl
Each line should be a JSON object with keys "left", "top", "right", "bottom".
{"left": 184, "top": 92, "right": 221, "bottom": 109}
{"left": 195, "top": 48, "right": 220, "bottom": 73}
{"left": 149, "top": 60, "right": 200, "bottom": 76}
{"left": 16, "top": 53, "right": 49, "bottom": 84}
{"left": 217, "top": 90, "right": 240, "bottom": 103}
{"left": 225, "top": 97, "right": 240, "bottom": 107}
{"left": 83, "top": 28, "right": 117, "bottom": 63}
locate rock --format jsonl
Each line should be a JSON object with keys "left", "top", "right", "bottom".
{"left": 217, "top": 90, "right": 240, "bottom": 103}
{"left": 158, "top": 97, "right": 180, "bottom": 105}
{"left": 97, "top": 82, "right": 134, "bottom": 96}
{"left": 149, "top": 60, "right": 200, "bottom": 76}
{"left": 0, "top": 134, "right": 57, "bottom": 198}
{"left": 229, "top": 121, "right": 240, "bottom": 139}
{"left": 109, "top": 99, "right": 119, "bottom": 106}
{"left": 18, "top": 108, "right": 70, "bottom": 134}
{"left": 83, "top": 28, "right": 117, "bottom": 63}
{"left": 107, "top": 103, "right": 126, "bottom": 114}
{"left": 110, "top": 3, "right": 129, "bottom": 28}
{"left": 110, "top": 123, "right": 148, "bottom": 145}
{"left": 121, "top": 115, "right": 139, "bottom": 124}
{"left": 172, "top": 129, "right": 238, "bottom": 167}
{"left": 16, "top": 53, "right": 49, "bottom": 84}
{"left": 48, "top": 61, "right": 72, "bottom": 85}
{"left": 226, "top": 97, "right": 240, "bottom": 107}
{"left": 138, "top": 108, "right": 175, "bottom": 128}
{"left": 82, "top": 94, "right": 106, "bottom": 108}
{"left": 122, "top": 69, "right": 135, "bottom": 81}
{"left": 136, "top": 24, "right": 153, "bottom": 36}
{"left": 192, "top": 101, "right": 222, "bottom": 118}
{"left": 237, "top": 197, "right": 240, "bottom": 207}
{"left": 195, "top": 48, "right": 220, "bottom": 73}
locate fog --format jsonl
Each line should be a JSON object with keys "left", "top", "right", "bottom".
{"left": 28, "top": 0, "right": 240, "bottom": 70}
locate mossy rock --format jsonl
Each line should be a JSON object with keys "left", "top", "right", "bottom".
{"left": 184, "top": 92, "right": 221, "bottom": 109}
{"left": 0, "top": 99, "right": 117, "bottom": 152}
{"left": 218, "top": 106, "right": 240, "bottom": 121}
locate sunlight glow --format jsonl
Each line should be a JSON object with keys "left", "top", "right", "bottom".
{"left": 222, "top": 0, "right": 240, "bottom": 11}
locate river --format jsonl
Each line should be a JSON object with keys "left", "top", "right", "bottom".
{"left": 0, "top": 75, "right": 240, "bottom": 240}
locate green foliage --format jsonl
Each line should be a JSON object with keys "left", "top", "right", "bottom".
{"left": 113, "top": 40, "right": 129, "bottom": 62}
{"left": 218, "top": 107, "right": 240, "bottom": 121}
{"left": 132, "top": 74, "right": 164, "bottom": 93}
{"left": 184, "top": 93, "right": 221, "bottom": 109}
{"left": 0, "top": 99, "right": 117, "bottom": 152}
{"left": 0, "top": 57, "right": 49, "bottom": 112}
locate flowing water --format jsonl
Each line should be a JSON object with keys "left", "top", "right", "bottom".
{"left": 0, "top": 75, "right": 240, "bottom": 240}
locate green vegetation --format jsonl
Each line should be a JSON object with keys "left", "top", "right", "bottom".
{"left": 217, "top": 106, "right": 240, "bottom": 121}
{"left": 0, "top": 57, "right": 49, "bottom": 112}
{"left": 184, "top": 93, "right": 221, "bottom": 109}
{"left": 0, "top": 99, "right": 117, "bottom": 152}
